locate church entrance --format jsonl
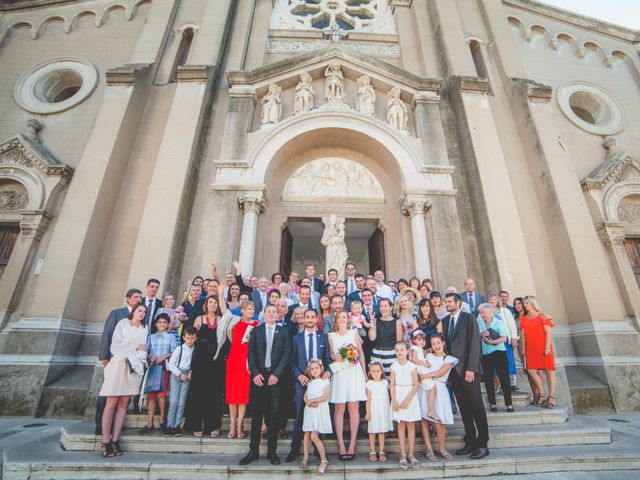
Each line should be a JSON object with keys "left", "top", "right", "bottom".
{"left": 280, "top": 218, "right": 385, "bottom": 278}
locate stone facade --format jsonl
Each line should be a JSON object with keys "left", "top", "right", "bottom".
{"left": 0, "top": 0, "right": 639, "bottom": 416}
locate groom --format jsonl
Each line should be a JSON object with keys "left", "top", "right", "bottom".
{"left": 286, "top": 309, "right": 332, "bottom": 462}
{"left": 442, "top": 292, "right": 489, "bottom": 459}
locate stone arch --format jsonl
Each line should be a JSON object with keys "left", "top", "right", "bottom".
{"left": 604, "top": 182, "right": 640, "bottom": 223}
{"left": 0, "top": 164, "right": 45, "bottom": 211}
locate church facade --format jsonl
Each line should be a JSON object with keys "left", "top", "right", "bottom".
{"left": 0, "top": 0, "right": 639, "bottom": 416}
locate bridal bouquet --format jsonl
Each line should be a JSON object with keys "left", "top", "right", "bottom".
{"left": 338, "top": 343, "right": 360, "bottom": 366}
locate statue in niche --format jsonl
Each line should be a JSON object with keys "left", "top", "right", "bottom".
{"left": 260, "top": 83, "right": 282, "bottom": 126}
{"left": 321, "top": 214, "right": 348, "bottom": 280}
{"left": 357, "top": 75, "right": 375, "bottom": 115}
{"left": 387, "top": 86, "right": 409, "bottom": 132}
{"left": 294, "top": 72, "right": 315, "bottom": 114}
{"left": 324, "top": 63, "right": 345, "bottom": 101}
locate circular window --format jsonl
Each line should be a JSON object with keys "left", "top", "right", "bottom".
{"left": 556, "top": 82, "right": 626, "bottom": 135}
{"left": 14, "top": 58, "right": 98, "bottom": 114}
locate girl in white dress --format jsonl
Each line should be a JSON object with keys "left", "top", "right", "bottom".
{"left": 365, "top": 361, "right": 393, "bottom": 463}
{"left": 390, "top": 341, "right": 422, "bottom": 469}
{"left": 301, "top": 359, "right": 331, "bottom": 474}
{"left": 328, "top": 311, "right": 367, "bottom": 460}
{"left": 99, "top": 303, "right": 149, "bottom": 458}
{"left": 419, "top": 334, "right": 459, "bottom": 461}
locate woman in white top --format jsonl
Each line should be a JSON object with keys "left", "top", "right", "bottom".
{"left": 99, "top": 303, "right": 149, "bottom": 458}
{"left": 328, "top": 311, "right": 366, "bottom": 460}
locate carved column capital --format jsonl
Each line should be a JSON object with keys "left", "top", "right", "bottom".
{"left": 401, "top": 198, "right": 431, "bottom": 218}
{"left": 238, "top": 192, "right": 266, "bottom": 215}
{"left": 19, "top": 212, "right": 51, "bottom": 240}
{"left": 596, "top": 223, "right": 626, "bottom": 250}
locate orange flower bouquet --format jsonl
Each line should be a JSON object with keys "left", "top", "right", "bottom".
{"left": 338, "top": 343, "right": 360, "bottom": 366}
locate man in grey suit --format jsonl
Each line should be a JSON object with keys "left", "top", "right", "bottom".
{"left": 95, "top": 288, "right": 142, "bottom": 434}
{"left": 442, "top": 292, "right": 489, "bottom": 460}
{"left": 460, "top": 277, "right": 486, "bottom": 317}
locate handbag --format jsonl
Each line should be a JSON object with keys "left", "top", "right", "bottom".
{"left": 144, "top": 364, "right": 165, "bottom": 394}
{"left": 486, "top": 327, "right": 502, "bottom": 341}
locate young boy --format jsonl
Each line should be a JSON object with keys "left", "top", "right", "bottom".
{"left": 140, "top": 313, "right": 178, "bottom": 434}
{"left": 165, "top": 326, "right": 197, "bottom": 436}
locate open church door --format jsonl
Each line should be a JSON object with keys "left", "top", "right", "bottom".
{"left": 280, "top": 225, "right": 293, "bottom": 278}
{"left": 368, "top": 227, "right": 385, "bottom": 274}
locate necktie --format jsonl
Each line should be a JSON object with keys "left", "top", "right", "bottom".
{"left": 262, "top": 293, "right": 267, "bottom": 311}
{"left": 469, "top": 293, "right": 474, "bottom": 311}
{"left": 307, "top": 333, "right": 314, "bottom": 362}
{"left": 265, "top": 327, "right": 274, "bottom": 369}
{"left": 147, "top": 299, "right": 153, "bottom": 325}
{"left": 449, "top": 315, "right": 457, "bottom": 336}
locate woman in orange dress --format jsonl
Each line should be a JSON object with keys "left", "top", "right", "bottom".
{"left": 520, "top": 295, "right": 556, "bottom": 408}
{"left": 224, "top": 300, "right": 259, "bottom": 439}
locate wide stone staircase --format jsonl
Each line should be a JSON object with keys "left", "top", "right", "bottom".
{"left": 4, "top": 388, "right": 640, "bottom": 479}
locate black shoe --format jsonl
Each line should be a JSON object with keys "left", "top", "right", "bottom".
{"left": 470, "top": 448, "right": 490, "bottom": 460}
{"left": 173, "top": 427, "right": 183, "bottom": 437}
{"left": 138, "top": 426, "right": 154, "bottom": 434}
{"left": 239, "top": 451, "right": 259, "bottom": 465}
{"left": 160, "top": 422, "right": 167, "bottom": 429}
{"left": 285, "top": 451, "right": 300, "bottom": 463}
{"left": 94, "top": 426, "right": 102, "bottom": 436}
{"left": 269, "top": 455, "right": 281, "bottom": 465}
{"left": 163, "top": 428, "right": 174, "bottom": 437}
{"left": 490, "top": 405, "right": 498, "bottom": 412}
{"left": 511, "top": 385, "right": 519, "bottom": 392}
{"left": 507, "top": 405, "right": 515, "bottom": 412}
{"left": 455, "top": 445, "right": 474, "bottom": 455}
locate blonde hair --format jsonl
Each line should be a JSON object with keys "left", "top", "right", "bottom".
{"left": 487, "top": 293, "right": 503, "bottom": 309}
{"left": 292, "top": 306, "right": 306, "bottom": 320}
{"left": 333, "top": 311, "right": 349, "bottom": 332}
{"left": 240, "top": 300, "right": 255, "bottom": 315}
{"left": 397, "top": 295, "right": 413, "bottom": 315}
{"left": 524, "top": 295, "right": 542, "bottom": 313}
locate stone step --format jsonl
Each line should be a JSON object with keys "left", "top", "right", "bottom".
{"left": 9, "top": 433, "right": 640, "bottom": 480}
{"left": 124, "top": 405, "right": 565, "bottom": 430}
{"left": 62, "top": 418, "right": 608, "bottom": 454}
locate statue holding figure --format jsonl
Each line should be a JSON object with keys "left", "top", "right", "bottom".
{"left": 357, "top": 75, "right": 376, "bottom": 115}
{"left": 386, "top": 86, "right": 409, "bottom": 132}
{"left": 321, "top": 214, "right": 348, "bottom": 280}
{"left": 324, "top": 63, "right": 345, "bottom": 101}
{"left": 260, "top": 83, "right": 282, "bottom": 126}
{"left": 294, "top": 72, "right": 315, "bottom": 115}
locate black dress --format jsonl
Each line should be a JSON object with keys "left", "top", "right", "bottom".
{"left": 184, "top": 323, "right": 227, "bottom": 434}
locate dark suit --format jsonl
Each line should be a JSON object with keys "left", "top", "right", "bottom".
{"left": 442, "top": 311, "right": 488, "bottom": 450}
{"left": 285, "top": 303, "right": 317, "bottom": 323}
{"left": 460, "top": 291, "right": 486, "bottom": 317}
{"left": 247, "top": 323, "right": 292, "bottom": 458}
{"left": 251, "top": 290, "right": 269, "bottom": 314}
{"left": 307, "top": 277, "right": 323, "bottom": 294}
{"left": 289, "top": 330, "right": 332, "bottom": 455}
{"left": 143, "top": 297, "right": 163, "bottom": 334}
{"left": 96, "top": 305, "right": 131, "bottom": 431}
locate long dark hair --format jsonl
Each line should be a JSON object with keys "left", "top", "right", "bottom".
{"left": 128, "top": 302, "right": 148, "bottom": 328}
{"left": 417, "top": 297, "right": 437, "bottom": 328}
{"left": 513, "top": 297, "right": 525, "bottom": 320}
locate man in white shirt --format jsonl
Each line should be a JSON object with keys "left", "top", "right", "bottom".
{"left": 143, "top": 278, "right": 163, "bottom": 333}
{"left": 345, "top": 262, "right": 357, "bottom": 294}
{"left": 373, "top": 270, "right": 393, "bottom": 300}
{"left": 251, "top": 277, "right": 270, "bottom": 313}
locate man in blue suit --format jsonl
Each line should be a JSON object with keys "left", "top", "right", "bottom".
{"left": 460, "top": 277, "right": 486, "bottom": 317}
{"left": 285, "top": 309, "right": 332, "bottom": 463}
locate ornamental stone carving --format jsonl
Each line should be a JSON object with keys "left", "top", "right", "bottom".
{"left": 387, "top": 86, "right": 409, "bottom": 132}
{"left": 294, "top": 72, "right": 315, "bottom": 115}
{"left": 321, "top": 214, "right": 348, "bottom": 279}
{"left": 260, "top": 84, "right": 282, "bottom": 126}
{"left": 0, "top": 191, "right": 28, "bottom": 211}
{"left": 324, "top": 63, "right": 346, "bottom": 102}
{"left": 267, "top": 39, "right": 400, "bottom": 56}
{"left": 401, "top": 198, "right": 431, "bottom": 218}
{"left": 617, "top": 196, "right": 640, "bottom": 223}
{"left": 283, "top": 158, "right": 383, "bottom": 200}
{"left": 238, "top": 193, "right": 266, "bottom": 215}
{"left": 357, "top": 75, "right": 376, "bottom": 115}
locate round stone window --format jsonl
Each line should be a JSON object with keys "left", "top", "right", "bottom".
{"left": 14, "top": 58, "right": 98, "bottom": 114}
{"left": 556, "top": 82, "right": 626, "bottom": 135}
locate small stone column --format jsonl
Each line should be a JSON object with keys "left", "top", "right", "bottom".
{"left": 401, "top": 197, "right": 432, "bottom": 279}
{"left": 238, "top": 192, "right": 266, "bottom": 276}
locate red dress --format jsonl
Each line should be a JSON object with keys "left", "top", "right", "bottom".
{"left": 521, "top": 313, "right": 555, "bottom": 370}
{"left": 225, "top": 320, "right": 259, "bottom": 405}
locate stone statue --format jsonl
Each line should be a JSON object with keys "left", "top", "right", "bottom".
{"left": 294, "top": 72, "right": 315, "bottom": 114}
{"left": 324, "top": 63, "right": 345, "bottom": 101}
{"left": 357, "top": 75, "right": 375, "bottom": 115}
{"left": 321, "top": 214, "right": 348, "bottom": 280}
{"left": 260, "top": 83, "right": 282, "bottom": 126}
{"left": 387, "top": 86, "right": 408, "bottom": 132}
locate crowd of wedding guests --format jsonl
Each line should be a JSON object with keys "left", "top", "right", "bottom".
{"left": 96, "top": 260, "right": 557, "bottom": 473}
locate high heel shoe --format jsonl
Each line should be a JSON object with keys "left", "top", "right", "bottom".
{"left": 317, "top": 459, "right": 329, "bottom": 474}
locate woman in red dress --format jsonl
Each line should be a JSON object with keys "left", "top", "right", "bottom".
{"left": 520, "top": 295, "right": 556, "bottom": 408}
{"left": 225, "top": 300, "right": 259, "bottom": 439}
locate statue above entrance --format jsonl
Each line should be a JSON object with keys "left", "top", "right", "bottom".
{"left": 322, "top": 214, "right": 348, "bottom": 279}
{"left": 282, "top": 157, "right": 384, "bottom": 201}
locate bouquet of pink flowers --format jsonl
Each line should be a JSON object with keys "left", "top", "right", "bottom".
{"left": 338, "top": 343, "right": 360, "bottom": 366}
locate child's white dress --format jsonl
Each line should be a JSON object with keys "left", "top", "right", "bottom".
{"left": 390, "top": 360, "right": 422, "bottom": 422}
{"left": 366, "top": 379, "right": 394, "bottom": 433}
{"left": 411, "top": 344, "right": 435, "bottom": 419}
{"left": 425, "top": 353, "right": 459, "bottom": 425}
{"left": 303, "top": 379, "right": 333, "bottom": 434}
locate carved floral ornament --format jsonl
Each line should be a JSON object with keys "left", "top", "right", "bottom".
{"left": 400, "top": 197, "right": 431, "bottom": 218}
{"left": 259, "top": 65, "right": 411, "bottom": 133}
{"left": 237, "top": 192, "right": 267, "bottom": 214}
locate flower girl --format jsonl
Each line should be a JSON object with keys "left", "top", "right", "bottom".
{"left": 301, "top": 359, "right": 331, "bottom": 474}
{"left": 365, "top": 361, "right": 393, "bottom": 463}
{"left": 390, "top": 341, "right": 422, "bottom": 469}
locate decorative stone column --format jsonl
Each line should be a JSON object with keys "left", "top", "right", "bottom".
{"left": 401, "top": 197, "right": 432, "bottom": 279}
{"left": 238, "top": 192, "right": 267, "bottom": 276}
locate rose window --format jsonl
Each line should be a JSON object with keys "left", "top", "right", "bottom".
{"left": 285, "top": 0, "right": 384, "bottom": 31}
